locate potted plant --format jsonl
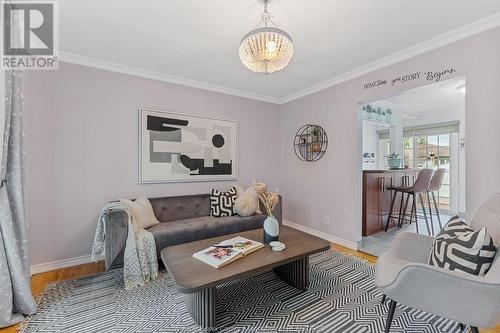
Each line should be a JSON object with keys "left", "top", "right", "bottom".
{"left": 255, "top": 186, "right": 280, "bottom": 244}
{"left": 311, "top": 127, "right": 321, "bottom": 152}
{"left": 386, "top": 109, "right": 392, "bottom": 123}
{"left": 387, "top": 152, "right": 402, "bottom": 169}
{"left": 311, "top": 127, "right": 319, "bottom": 141}
{"left": 376, "top": 107, "right": 382, "bottom": 121}
{"left": 365, "top": 104, "right": 373, "bottom": 120}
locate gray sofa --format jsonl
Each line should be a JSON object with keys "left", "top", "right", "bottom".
{"left": 104, "top": 193, "right": 282, "bottom": 270}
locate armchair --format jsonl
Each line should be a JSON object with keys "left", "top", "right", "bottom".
{"left": 375, "top": 193, "right": 500, "bottom": 333}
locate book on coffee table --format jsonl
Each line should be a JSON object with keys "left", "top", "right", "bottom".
{"left": 193, "top": 236, "right": 264, "bottom": 269}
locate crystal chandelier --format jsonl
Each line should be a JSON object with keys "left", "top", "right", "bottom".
{"left": 239, "top": 0, "right": 294, "bottom": 74}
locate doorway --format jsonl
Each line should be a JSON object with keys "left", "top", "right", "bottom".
{"left": 359, "top": 78, "right": 466, "bottom": 256}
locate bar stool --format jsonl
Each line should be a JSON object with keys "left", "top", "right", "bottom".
{"left": 426, "top": 168, "right": 445, "bottom": 235}
{"left": 385, "top": 169, "right": 434, "bottom": 235}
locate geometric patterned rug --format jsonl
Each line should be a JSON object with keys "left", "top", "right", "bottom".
{"left": 22, "top": 251, "right": 461, "bottom": 332}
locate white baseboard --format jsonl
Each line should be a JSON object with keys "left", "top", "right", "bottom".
{"left": 30, "top": 255, "right": 103, "bottom": 276}
{"left": 30, "top": 223, "right": 356, "bottom": 275}
{"left": 283, "top": 220, "right": 358, "bottom": 250}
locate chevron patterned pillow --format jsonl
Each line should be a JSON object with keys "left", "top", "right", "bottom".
{"left": 428, "top": 217, "right": 496, "bottom": 276}
{"left": 210, "top": 187, "right": 237, "bottom": 217}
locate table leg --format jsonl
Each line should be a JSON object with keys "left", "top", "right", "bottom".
{"left": 186, "top": 287, "right": 216, "bottom": 329}
{"left": 273, "top": 256, "right": 309, "bottom": 290}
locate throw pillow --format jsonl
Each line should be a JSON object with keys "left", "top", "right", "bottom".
{"left": 234, "top": 185, "right": 259, "bottom": 217}
{"left": 120, "top": 196, "right": 160, "bottom": 229}
{"left": 210, "top": 187, "right": 237, "bottom": 217}
{"left": 428, "top": 217, "right": 496, "bottom": 276}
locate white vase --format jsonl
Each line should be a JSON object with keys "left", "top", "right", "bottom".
{"left": 263, "top": 215, "right": 279, "bottom": 244}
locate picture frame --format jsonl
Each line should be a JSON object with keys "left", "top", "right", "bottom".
{"left": 139, "top": 108, "right": 238, "bottom": 183}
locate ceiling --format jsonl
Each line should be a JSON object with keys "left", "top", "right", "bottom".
{"left": 375, "top": 78, "right": 466, "bottom": 118}
{"left": 369, "top": 79, "right": 466, "bottom": 123}
{"left": 59, "top": 1, "right": 500, "bottom": 103}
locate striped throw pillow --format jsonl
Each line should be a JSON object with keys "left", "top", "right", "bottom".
{"left": 210, "top": 187, "right": 237, "bottom": 217}
{"left": 428, "top": 217, "right": 496, "bottom": 276}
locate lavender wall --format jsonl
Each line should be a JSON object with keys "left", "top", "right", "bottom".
{"left": 280, "top": 27, "right": 500, "bottom": 246}
{"left": 23, "top": 27, "right": 500, "bottom": 266}
{"left": 23, "top": 63, "right": 281, "bottom": 265}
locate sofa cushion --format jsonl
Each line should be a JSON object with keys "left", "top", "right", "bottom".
{"left": 148, "top": 214, "right": 266, "bottom": 254}
{"left": 149, "top": 194, "right": 210, "bottom": 222}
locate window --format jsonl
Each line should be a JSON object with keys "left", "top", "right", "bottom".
{"left": 402, "top": 137, "right": 413, "bottom": 168}
{"left": 378, "top": 137, "right": 391, "bottom": 169}
{"left": 405, "top": 133, "right": 451, "bottom": 210}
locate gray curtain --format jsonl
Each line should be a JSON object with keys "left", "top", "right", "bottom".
{"left": 0, "top": 70, "right": 37, "bottom": 327}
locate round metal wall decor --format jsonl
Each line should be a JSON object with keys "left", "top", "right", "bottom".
{"left": 294, "top": 124, "right": 328, "bottom": 162}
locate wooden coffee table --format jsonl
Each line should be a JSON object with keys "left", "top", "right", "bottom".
{"left": 161, "top": 225, "right": 330, "bottom": 328}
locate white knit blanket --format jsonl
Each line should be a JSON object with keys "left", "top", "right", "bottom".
{"left": 91, "top": 201, "right": 159, "bottom": 290}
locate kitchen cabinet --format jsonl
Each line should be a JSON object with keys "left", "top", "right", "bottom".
{"left": 362, "top": 170, "right": 419, "bottom": 236}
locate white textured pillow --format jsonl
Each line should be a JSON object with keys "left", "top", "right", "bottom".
{"left": 121, "top": 196, "right": 160, "bottom": 229}
{"left": 234, "top": 185, "right": 259, "bottom": 217}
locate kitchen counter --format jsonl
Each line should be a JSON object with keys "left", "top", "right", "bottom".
{"left": 362, "top": 169, "right": 419, "bottom": 236}
{"left": 363, "top": 169, "right": 414, "bottom": 173}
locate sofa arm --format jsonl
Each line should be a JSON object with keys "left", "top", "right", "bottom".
{"left": 104, "top": 209, "right": 128, "bottom": 270}
{"left": 259, "top": 195, "right": 283, "bottom": 224}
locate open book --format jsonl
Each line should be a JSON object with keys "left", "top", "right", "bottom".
{"left": 193, "top": 236, "right": 264, "bottom": 269}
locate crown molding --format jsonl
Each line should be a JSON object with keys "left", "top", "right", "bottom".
{"left": 277, "top": 12, "right": 500, "bottom": 104}
{"left": 59, "top": 12, "right": 500, "bottom": 106}
{"left": 59, "top": 52, "right": 280, "bottom": 104}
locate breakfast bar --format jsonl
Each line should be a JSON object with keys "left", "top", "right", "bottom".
{"left": 362, "top": 169, "right": 419, "bottom": 236}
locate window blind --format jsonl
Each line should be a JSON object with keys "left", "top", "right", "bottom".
{"left": 403, "top": 121, "right": 460, "bottom": 137}
{"left": 377, "top": 121, "right": 460, "bottom": 139}
{"left": 377, "top": 130, "right": 390, "bottom": 139}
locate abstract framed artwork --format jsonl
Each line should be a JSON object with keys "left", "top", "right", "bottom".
{"left": 139, "top": 108, "right": 238, "bottom": 183}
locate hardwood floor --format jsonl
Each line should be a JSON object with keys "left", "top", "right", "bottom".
{"left": 0, "top": 262, "right": 105, "bottom": 333}
{"left": 1, "top": 247, "right": 497, "bottom": 333}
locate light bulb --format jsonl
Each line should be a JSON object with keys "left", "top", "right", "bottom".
{"left": 265, "top": 40, "right": 277, "bottom": 59}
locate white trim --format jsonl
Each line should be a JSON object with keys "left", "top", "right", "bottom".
{"left": 30, "top": 255, "right": 103, "bottom": 276}
{"left": 59, "top": 13, "right": 500, "bottom": 105}
{"left": 283, "top": 219, "right": 358, "bottom": 250}
{"left": 28, "top": 219, "right": 356, "bottom": 276}
{"left": 28, "top": 219, "right": 357, "bottom": 276}
{"left": 278, "top": 12, "right": 500, "bottom": 104}
{"left": 59, "top": 52, "right": 280, "bottom": 104}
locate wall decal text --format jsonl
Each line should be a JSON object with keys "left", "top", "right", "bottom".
{"left": 391, "top": 72, "right": 421, "bottom": 86}
{"left": 364, "top": 79, "right": 387, "bottom": 90}
{"left": 424, "top": 68, "right": 456, "bottom": 82}
{"left": 362, "top": 67, "right": 457, "bottom": 90}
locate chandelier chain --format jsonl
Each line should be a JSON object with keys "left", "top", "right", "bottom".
{"left": 259, "top": 0, "right": 279, "bottom": 29}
